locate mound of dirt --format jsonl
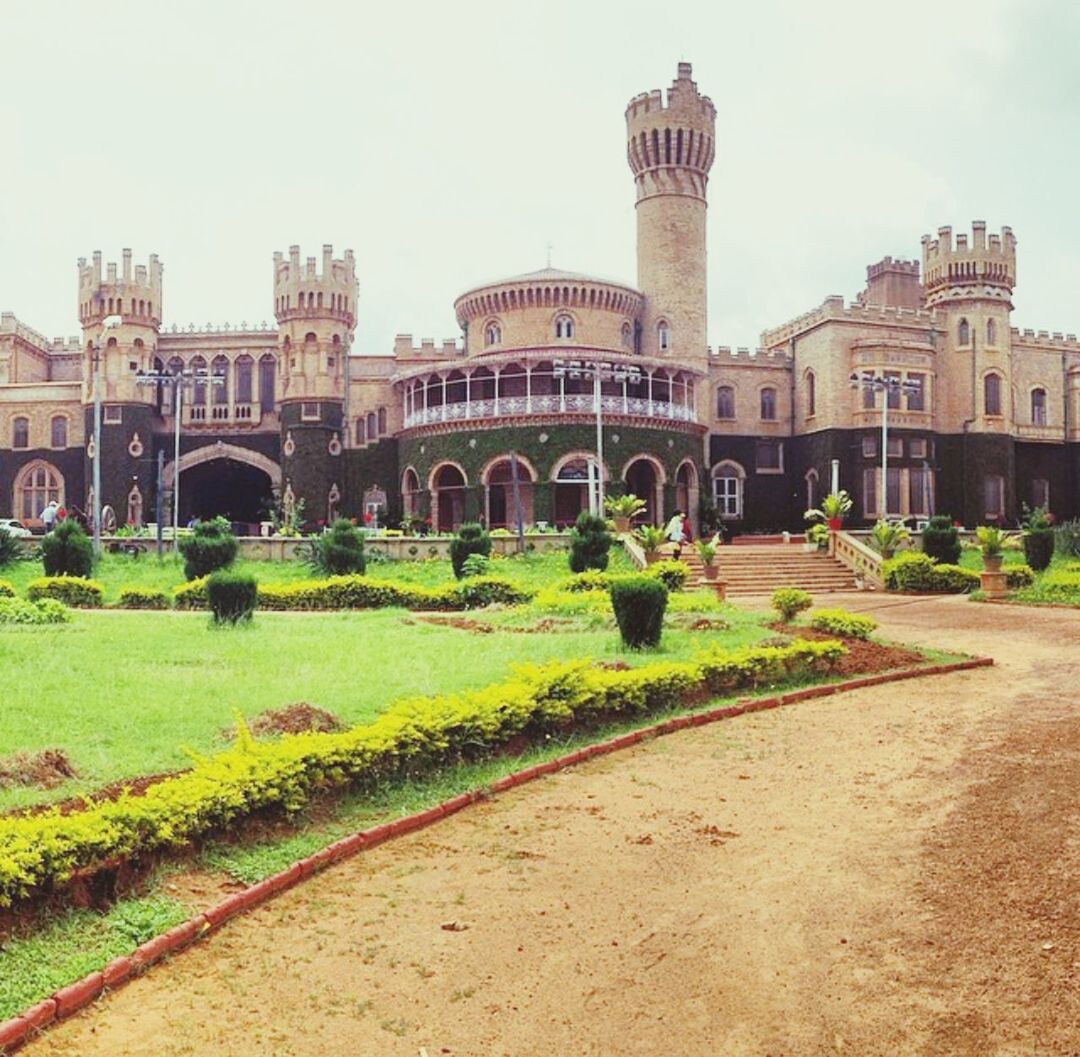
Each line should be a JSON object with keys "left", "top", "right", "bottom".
{"left": 773, "top": 623, "right": 925, "bottom": 676}
{"left": 227, "top": 704, "right": 346, "bottom": 740}
{"left": 0, "top": 748, "right": 77, "bottom": 789}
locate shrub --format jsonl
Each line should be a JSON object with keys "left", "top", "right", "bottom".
{"left": 811, "top": 608, "right": 877, "bottom": 639}
{"left": 26, "top": 576, "right": 103, "bottom": 607}
{"left": 921, "top": 515, "right": 961, "bottom": 565}
{"left": 0, "top": 528, "right": 20, "bottom": 570}
{"left": 883, "top": 552, "right": 978, "bottom": 593}
{"left": 0, "top": 597, "right": 71, "bottom": 626}
{"left": 648, "top": 559, "right": 690, "bottom": 592}
{"left": 305, "top": 519, "right": 366, "bottom": 576}
{"left": 173, "top": 576, "right": 209, "bottom": 609}
{"left": 634, "top": 525, "right": 665, "bottom": 558}
{"left": 558, "top": 570, "right": 613, "bottom": 593}
{"left": 1022, "top": 570, "right": 1080, "bottom": 603}
{"left": 0, "top": 581, "right": 13, "bottom": 598}
{"left": 569, "top": 512, "right": 612, "bottom": 573}
{"left": 207, "top": 571, "right": 258, "bottom": 624}
{"left": 609, "top": 575, "right": 668, "bottom": 649}
{"left": 118, "top": 587, "right": 171, "bottom": 610}
{"left": 868, "top": 519, "right": 911, "bottom": 559}
{"left": 1022, "top": 511, "right": 1055, "bottom": 572}
{"left": 771, "top": 587, "right": 812, "bottom": 622}
{"left": 1055, "top": 518, "right": 1080, "bottom": 559}
{"left": 178, "top": 517, "right": 238, "bottom": 581}
{"left": 40, "top": 519, "right": 93, "bottom": 578}
{"left": 461, "top": 553, "right": 490, "bottom": 578}
{"left": 1005, "top": 564, "right": 1035, "bottom": 590}
{"left": 449, "top": 523, "right": 492, "bottom": 579}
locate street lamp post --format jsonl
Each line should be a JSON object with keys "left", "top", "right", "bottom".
{"left": 850, "top": 371, "right": 922, "bottom": 518}
{"left": 92, "top": 314, "right": 124, "bottom": 556}
{"left": 552, "top": 359, "right": 642, "bottom": 515}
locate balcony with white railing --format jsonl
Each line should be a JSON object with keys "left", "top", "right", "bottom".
{"left": 183, "top": 403, "right": 262, "bottom": 427}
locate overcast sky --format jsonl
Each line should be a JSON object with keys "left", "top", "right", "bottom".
{"left": 1, "top": 0, "right": 1077, "bottom": 355}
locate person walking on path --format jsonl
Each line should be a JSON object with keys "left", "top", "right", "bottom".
{"left": 40, "top": 500, "right": 58, "bottom": 532}
{"left": 665, "top": 509, "right": 687, "bottom": 561}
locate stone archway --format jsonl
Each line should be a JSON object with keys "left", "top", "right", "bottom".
{"left": 163, "top": 442, "right": 282, "bottom": 529}
{"left": 162, "top": 441, "right": 282, "bottom": 491}
{"left": 622, "top": 454, "right": 667, "bottom": 527}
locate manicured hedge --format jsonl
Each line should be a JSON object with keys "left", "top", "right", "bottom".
{"left": 0, "top": 581, "right": 14, "bottom": 598}
{"left": 811, "top": 608, "right": 878, "bottom": 640}
{"left": 556, "top": 560, "right": 690, "bottom": 595}
{"left": 26, "top": 576, "right": 104, "bottom": 608}
{"left": 883, "top": 553, "right": 979, "bottom": 593}
{"left": 0, "top": 638, "right": 845, "bottom": 906}
{"left": 117, "top": 587, "right": 171, "bottom": 610}
{"left": 0, "top": 598, "right": 71, "bottom": 626}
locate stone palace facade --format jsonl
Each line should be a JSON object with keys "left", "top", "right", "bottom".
{"left": 2, "top": 62, "right": 1079, "bottom": 534}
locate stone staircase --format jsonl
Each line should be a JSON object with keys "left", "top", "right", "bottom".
{"left": 671, "top": 543, "right": 856, "bottom": 596}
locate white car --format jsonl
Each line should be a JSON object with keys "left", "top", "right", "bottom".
{"left": 0, "top": 518, "right": 32, "bottom": 538}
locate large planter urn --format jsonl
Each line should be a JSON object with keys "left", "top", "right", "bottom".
{"left": 983, "top": 554, "right": 1004, "bottom": 573}
{"left": 613, "top": 516, "right": 631, "bottom": 534}
{"left": 702, "top": 564, "right": 719, "bottom": 581}
{"left": 980, "top": 569, "right": 1008, "bottom": 599}
{"left": 644, "top": 551, "right": 661, "bottom": 565}
{"left": 827, "top": 517, "right": 844, "bottom": 532}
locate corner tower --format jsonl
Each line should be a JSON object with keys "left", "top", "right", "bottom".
{"left": 626, "top": 62, "right": 715, "bottom": 363}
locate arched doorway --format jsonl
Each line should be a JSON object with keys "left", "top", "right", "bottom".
{"left": 431, "top": 463, "right": 467, "bottom": 532}
{"left": 552, "top": 454, "right": 604, "bottom": 528}
{"left": 178, "top": 459, "right": 274, "bottom": 528}
{"left": 622, "top": 455, "right": 666, "bottom": 526}
{"left": 401, "top": 467, "right": 422, "bottom": 520}
{"left": 484, "top": 457, "right": 535, "bottom": 529}
{"left": 675, "top": 460, "right": 699, "bottom": 534}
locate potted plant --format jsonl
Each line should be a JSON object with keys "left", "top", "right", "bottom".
{"left": 695, "top": 536, "right": 720, "bottom": 580}
{"left": 975, "top": 524, "right": 1012, "bottom": 572}
{"left": 805, "top": 490, "right": 853, "bottom": 532}
{"left": 805, "top": 522, "right": 829, "bottom": 553}
{"left": 868, "top": 518, "right": 911, "bottom": 559}
{"left": 635, "top": 525, "right": 665, "bottom": 564}
{"left": 604, "top": 493, "right": 647, "bottom": 534}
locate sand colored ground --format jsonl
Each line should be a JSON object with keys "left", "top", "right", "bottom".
{"left": 26, "top": 595, "right": 1080, "bottom": 1056}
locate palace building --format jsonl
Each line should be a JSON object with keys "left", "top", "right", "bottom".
{"left": 2, "top": 62, "right": 1079, "bottom": 534}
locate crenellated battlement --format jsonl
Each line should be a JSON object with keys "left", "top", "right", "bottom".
{"left": 708, "top": 345, "right": 792, "bottom": 366}
{"left": 0, "top": 312, "right": 51, "bottom": 351}
{"left": 273, "top": 244, "right": 357, "bottom": 326}
{"left": 625, "top": 62, "right": 716, "bottom": 125}
{"left": 162, "top": 321, "right": 277, "bottom": 336}
{"left": 77, "top": 249, "right": 163, "bottom": 326}
{"left": 921, "top": 221, "right": 1016, "bottom": 306}
{"left": 393, "top": 334, "right": 463, "bottom": 359}
{"left": 1011, "top": 326, "right": 1080, "bottom": 349}
{"left": 867, "top": 256, "right": 919, "bottom": 280}
{"left": 760, "top": 296, "right": 939, "bottom": 347}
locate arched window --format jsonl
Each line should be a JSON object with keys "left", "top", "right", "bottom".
{"left": 984, "top": 473, "right": 1005, "bottom": 519}
{"left": 984, "top": 372, "right": 1003, "bottom": 416}
{"left": 355, "top": 417, "right": 366, "bottom": 445}
{"left": 554, "top": 314, "right": 574, "bottom": 339}
{"left": 12, "top": 416, "right": 29, "bottom": 449}
{"left": 15, "top": 461, "right": 63, "bottom": 521}
{"left": 259, "top": 354, "right": 276, "bottom": 412}
{"left": 958, "top": 318, "right": 970, "bottom": 346}
{"left": 760, "top": 387, "right": 777, "bottom": 421}
{"left": 711, "top": 461, "right": 745, "bottom": 520}
{"left": 50, "top": 416, "right": 67, "bottom": 449}
{"left": 366, "top": 411, "right": 377, "bottom": 439}
{"left": 621, "top": 322, "right": 632, "bottom": 348}
{"left": 657, "top": 321, "right": 670, "bottom": 351}
{"left": 484, "top": 321, "right": 501, "bottom": 346}
{"left": 377, "top": 407, "right": 387, "bottom": 434}
{"left": 805, "top": 468, "right": 819, "bottom": 511}
{"left": 716, "top": 385, "right": 735, "bottom": 419}
{"left": 806, "top": 370, "right": 816, "bottom": 416}
{"left": 235, "top": 355, "right": 254, "bottom": 404}
{"left": 190, "top": 356, "right": 208, "bottom": 405}
{"left": 1031, "top": 387, "right": 1048, "bottom": 425}
{"left": 212, "top": 355, "right": 229, "bottom": 405}
{"left": 1032, "top": 478, "right": 1050, "bottom": 510}
{"left": 986, "top": 318, "right": 997, "bottom": 345}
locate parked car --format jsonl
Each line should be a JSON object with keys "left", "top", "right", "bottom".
{"left": 0, "top": 518, "right": 31, "bottom": 538}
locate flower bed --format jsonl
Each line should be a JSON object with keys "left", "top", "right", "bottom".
{"left": 0, "top": 639, "right": 844, "bottom": 907}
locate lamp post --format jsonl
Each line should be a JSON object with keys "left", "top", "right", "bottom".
{"left": 92, "top": 314, "right": 124, "bottom": 556}
{"left": 552, "top": 359, "right": 642, "bottom": 515}
{"left": 850, "top": 371, "right": 922, "bottom": 518}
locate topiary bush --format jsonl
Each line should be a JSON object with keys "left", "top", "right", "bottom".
{"left": 0, "top": 528, "right": 20, "bottom": 570}
{"left": 206, "top": 571, "right": 258, "bottom": 625}
{"left": 26, "top": 576, "right": 104, "bottom": 608}
{"left": 1005, "top": 564, "right": 1036, "bottom": 590}
{"left": 810, "top": 608, "right": 878, "bottom": 640}
{"left": 461, "top": 553, "right": 491, "bottom": 578}
{"left": 118, "top": 587, "right": 171, "bottom": 610}
{"left": 883, "top": 552, "right": 978, "bottom": 593}
{"left": 40, "top": 519, "right": 93, "bottom": 578}
{"left": 609, "top": 574, "right": 668, "bottom": 648}
{"left": 0, "top": 597, "right": 71, "bottom": 626}
{"left": 771, "top": 587, "right": 813, "bottom": 622}
{"left": 449, "top": 523, "right": 492, "bottom": 579}
{"left": 568, "top": 511, "right": 612, "bottom": 574}
{"left": 921, "top": 515, "right": 961, "bottom": 565}
{"left": 648, "top": 559, "right": 690, "bottom": 592}
{"left": 178, "top": 517, "right": 238, "bottom": 581}
{"left": 305, "top": 519, "right": 367, "bottom": 576}
{"left": 1023, "top": 527, "right": 1055, "bottom": 572}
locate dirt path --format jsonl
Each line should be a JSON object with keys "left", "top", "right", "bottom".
{"left": 27, "top": 597, "right": 1080, "bottom": 1056}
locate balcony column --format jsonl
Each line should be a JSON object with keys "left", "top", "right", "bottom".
{"left": 526, "top": 364, "right": 532, "bottom": 413}
{"left": 494, "top": 367, "right": 501, "bottom": 417}
{"left": 622, "top": 376, "right": 628, "bottom": 414}
{"left": 558, "top": 370, "right": 565, "bottom": 412}
{"left": 647, "top": 370, "right": 654, "bottom": 416}
{"left": 441, "top": 374, "right": 448, "bottom": 422}
{"left": 465, "top": 370, "right": 472, "bottom": 419}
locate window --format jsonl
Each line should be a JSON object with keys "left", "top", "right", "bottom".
{"left": 657, "top": 321, "right": 670, "bottom": 351}
{"left": 984, "top": 373, "right": 1002, "bottom": 416}
{"left": 862, "top": 467, "right": 878, "bottom": 519}
{"left": 755, "top": 439, "right": 783, "bottom": 473}
{"left": 621, "top": 323, "right": 632, "bottom": 348}
{"left": 16, "top": 462, "right": 63, "bottom": 521}
{"left": 235, "top": 355, "right": 254, "bottom": 404}
{"left": 712, "top": 463, "right": 744, "bottom": 519}
{"left": 806, "top": 370, "right": 816, "bottom": 417}
{"left": 984, "top": 474, "right": 1005, "bottom": 519}
{"left": 1031, "top": 387, "right": 1047, "bottom": 426}
{"left": 355, "top": 417, "right": 366, "bottom": 445}
{"left": 366, "top": 411, "right": 377, "bottom": 439}
{"left": 986, "top": 318, "right": 997, "bottom": 345}
{"left": 909, "top": 438, "right": 928, "bottom": 460}
{"left": 104, "top": 405, "right": 122, "bottom": 424}
{"left": 191, "top": 356, "right": 208, "bottom": 406}
{"left": 301, "top": 401, "right": 319, "bottom": 421}
{"left": 906, "top": 372, "right": 925, "bottom": 411}
{"left": 909, "top": 467, "right": 933, "bottom": 516}
{"left": 12, "top": 417, "right": 29, "bottom": 449}
{"left": 259, "top": 355, "right": 276, "bottom": 413}
{"left": 377, "top": 407, "right": 387, "bottom": 434}
{"left": 862, "top": 382, "right": 876, "bottom": 410}
{"left": 212, "top": 355, "right": 229, "bottom": 405}
{"left": 887, "top": 436, "right": 903, "bottom": 458}
{"left": 554, "top": 315, "right": 574, "bottom": 339}
{"left": 958, "top": 318, "right": 970, "bottom": 346}
{"left": 1032, "top": 478, "right": 1050, "bottom": 510}
{"left": 862, "top": 435, "right": 877, "bottom": 458}
{"left": 484, "top": 322, "right": 501, "bottom": 347}
{"left": 716, "top": 385, "right": 735, "bottom": 419}
{"left": 885, "top": 371, "right": 901, "bottom": 410}
{"left": 886, "top": 467, "right": 902, "bottom": 514}
{"left": 805, "top": 469, "right": 819, "bottom": 511}
{"left": 759, "top": 387, "right": 777, "bottom": 421}
{"left": 50, "top": 416, "right": 67, "bottom": 449}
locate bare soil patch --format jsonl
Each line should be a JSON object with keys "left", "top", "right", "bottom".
{"left": 770, "top": 621, "right": 926, "bottom": 676}
{"left": 0, "top": 749, "right": 76, "bottom": 790}
{"left": 224, "top": 702, "right": 345, "bottom": 739}
{"left": 411, "top": 615, "right": 575, "bottom": 634}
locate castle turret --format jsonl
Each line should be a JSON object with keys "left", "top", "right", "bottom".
{"left": 626, "top": 63, "right": 715, "bottom": 364}
{"left": 272, "top": 245, "right": 357, "bottom": 521}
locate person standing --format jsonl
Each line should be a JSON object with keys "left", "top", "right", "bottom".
{"left": 40, "top": 500, "right": 58, "bottom": 532}
{"left": 664, "top": 509, "right": 686, "bottom": 560}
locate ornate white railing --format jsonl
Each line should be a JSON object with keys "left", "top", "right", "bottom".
{"left": 404, "top": 393, "right": 696, "bottom": 428}
{"left": 832, "top": 530, "right": 884, "bottom": 589}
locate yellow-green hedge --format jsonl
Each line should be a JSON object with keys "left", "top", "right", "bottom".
{"left": 0, "top": 638, "right": 844, "bottom": 906}
{"left": 26, "top": 576, "right": 104, "bottom": 608}
{"left": 0, "top": 581, "right": 14, "bottom": 598}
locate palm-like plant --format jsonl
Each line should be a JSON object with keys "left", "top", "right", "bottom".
{"left": 805, "top": 490, "right": 853, "bottom": 525}
{"left": 694, "top": 538, "right": 717, "bottom": 566}
{"left": 868, "top": 519, "right": 910, "bottom": 559}
{"left": 635, "top": 525, "right": 666, "bottom": 557}
{"left": 604, "top": 494, "right": 647, "bottom": 520}
{"left": 975, "top": 524, "right": 1014, "bottom": 559}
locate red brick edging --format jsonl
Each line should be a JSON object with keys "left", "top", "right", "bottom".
{"left": 0, "top": 655, "right": 993, "bottom": 1053}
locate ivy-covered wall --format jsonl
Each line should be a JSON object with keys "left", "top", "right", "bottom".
{"left": 343, "top": 437, "right": 400, "bottom": 522}
{"left": 280, "top": 401, "right": 344, "bottom": 523}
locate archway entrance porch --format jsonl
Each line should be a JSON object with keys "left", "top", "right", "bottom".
{"left": 178, "top": 459, "right": 274, "bottom": 531}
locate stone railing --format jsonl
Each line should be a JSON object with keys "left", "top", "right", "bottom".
{"left": 405, "top": 392, "right": 696, "bottom": 428}
{"left": 621, "top": 534, "right": 647, "bottom": 570}
{"left": 832, "top": 530, "right": 884, "bottom": 589}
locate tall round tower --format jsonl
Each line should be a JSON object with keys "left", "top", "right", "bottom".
{"left": 272, "top": 244, "right": 357, "bottom": 522}
{"left": 626, "top": 62, "right": 715, "bottom": 364}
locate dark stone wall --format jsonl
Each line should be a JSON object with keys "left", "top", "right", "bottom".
{"left": 280, "top": 401, "right": 344, "bottom": 525}
{"left": 707, "top": 433, "right": 798, "bottom": 533}
{"left": 0, "top": 447, "right": 86, "bottom": 520}
{"left": 83, "top": 404, "right": 157, "bottom": 522}
{"left": 343, "top": 437, "right": 400, "bottom": 522}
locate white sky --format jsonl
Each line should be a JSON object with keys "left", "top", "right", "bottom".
{"left": 1, "top": 0, "right": 1077, "bottom": 354}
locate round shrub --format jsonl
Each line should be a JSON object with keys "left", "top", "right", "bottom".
{"left": 771, "top": 587, "right": 813, "bottom": 622}
{"left": 207, "top": 571, "right": 258, "bottom": 625}
{"left": 1023, "top": 529, "right": 1054, "bottom": 572}
{"left": 1005, "top": 564, "right": 1035, "bottom": 590}
{"left": 921, "top": 515, "right": 961, "bottom": 565}
{"left": 178, "top": 517, "right": 238, "bottom": 581}
{"left": 0, "top": 528, "right": 20, "bottom": 570}
{"left": 306, "top": 519, "right": 366, "bottom": 576}
{"left": 0, "top": 581, "right": 14, "bottom": 598}
{"left": 568, "top": 511, "right": 612, "bottom": 574}
{"left": 609, "top": 574, "right": 668, "bottom": 649}
{"left": 118, "top": 587, "right": 171, "bottom": 610}
{"left": 41, "top": 519, "right": 93, "bottom": 578}
{"left": 449, "top": 523, "right": 492, "bottom": 579}
{"left": 26, "top": 576, "right": 103, "bottom": 608}
{"left": 883, "top": 552, "right": 978, "bottom": 593}
{"left": 810, "top": 608, "right": 877, "bottom": 640}
{"left": 647, "top": 559, "right": 690, "bottom": 592}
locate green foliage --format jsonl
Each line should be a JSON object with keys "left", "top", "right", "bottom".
{"left": 0, "top": 637, "right": 846, "bottom": 907}
{"left": 771, "top": 587, "right": 813, "bottom": 622}
{"left": 868, "top": 519, "right": 910, "bottom": 559}
{"left": 26, "top": 576, "right": 103, "bottom": 608}
{"left": 0, "top": 581, "right": 13, "bottom": 598}
{"left": 810, "top": 608, "right": 877, "bottom": 640}
{"left": 974, "top": 524, "right": 1013, "bottom": 558}
{"left": 461, "top": 553, "right": 490, "bottom": 578}
{"left": 178, "top": 517, "right": 238, "bottom": 581}
{"left": 805, "top": 490, "right": 853, "bottom": 523}
{"left": 647, "top": 559, "right": 690, "bottom": 591}
{"left": 1021, "top": 510, "right": 1054, "bottom": 572}
{"left": 694, "top": 539, "right": 717, "bottom": 566}
{"left": 117, "top": 587, "right": 171, "bottom": 610}
{"left": 556, "top": 559, "right": 688, "bottom": 595}
{"left": 0, "top": 528, "right": 20, "bottom": 570}
{"left": 305, "top": 519, "right": 367, "bottom": 576}
{"left": 921, "top": 515, "right": 961, "bottom": 565}
{"left": 206, "top": 571, "right": 258, "bottom": 625}
{"left": 609, "top": 575, "right": 668, "bottom": 649}
{"left": 449, "top": 523, "right": 492, "bottom": 579}
{"left": 883, "top": 552, "right": 978, "bottom": 593}
{"left": 634, "top": 525, "right": 665, "bottom": 556}
{"left": 1054, "top": 518, "right": 1080, "bottom": 559}
{"left": 0, "top": 598, "right": 71, "bottom": 625}
{"left": 1005, "top": 564, "right": 1035, "bottom": 589}
{"left": 1021, "top": 569, "right": 1080, "bottom": 603}
{"left": 603, "top": 493, "right": 647, "bottom": 520}
{"left": 568, "top": 512, "right": 612, "bottom": 573}
{"left": 40, "top": 520, "right": 93, "bottom": 578}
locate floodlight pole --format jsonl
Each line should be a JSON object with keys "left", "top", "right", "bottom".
{"left": 593, "top": 368, "right": 604, "bottom": 516}
{"left": 850, "top": 371, "right": 921, "bottom": 518}
{"left": 92, "top": 313, "right": 123, "bottom": 556}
